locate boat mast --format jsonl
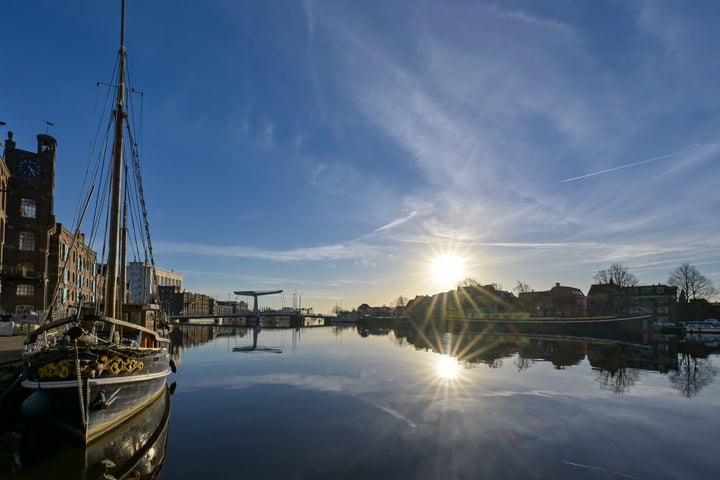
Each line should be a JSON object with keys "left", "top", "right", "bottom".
{"left": 104, "top": 0, "right": 127, "bottom": 318}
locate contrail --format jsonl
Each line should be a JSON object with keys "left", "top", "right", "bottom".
{"left": 374, "top": 211, "right": 418, "bottom": 233}
{"left": 561, "top": 146, "right": 702, "bottom": 183}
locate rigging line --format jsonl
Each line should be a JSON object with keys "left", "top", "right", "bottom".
{"left": 123, "top": 156, "right": 145, "bottom": 265}
{"left": 126, "top": 123, "right": 159, "bottom": 293}
{"left": 86, "top": 120, "right": 114, "bottom": 250}
{"left": 125, "top": 57, "right": 144, "bottom": 163}
{"left": 75, "top": 98, "right": 113, "bottom": 232}
{"left": 122, "top": 138, "right": 146, "bottom": 258}
{"left": 77, "top": 54, "right": 120, "bottom": 228}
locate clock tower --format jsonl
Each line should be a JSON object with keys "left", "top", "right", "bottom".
{"left": 1, "top": 132, "right": 57, "bottom": 316}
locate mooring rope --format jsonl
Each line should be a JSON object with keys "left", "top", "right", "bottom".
{"left": 74, "top": 343, "right": 87, "bottom": 429}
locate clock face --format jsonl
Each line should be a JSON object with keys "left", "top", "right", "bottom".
{"left": 18, "top": 157, "right": 41, "bottom": 177}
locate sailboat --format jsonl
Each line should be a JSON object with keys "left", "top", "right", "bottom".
{"left": 19, "top": 0, "right": 173, "bottom": 443}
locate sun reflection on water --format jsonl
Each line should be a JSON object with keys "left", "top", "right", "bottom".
{"left": 435, "top": 355, "right": 461, "bottom": 380}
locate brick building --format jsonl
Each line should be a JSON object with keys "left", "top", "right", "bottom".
{"left": 1, "top": 133, "right": 57, "bottom": 315}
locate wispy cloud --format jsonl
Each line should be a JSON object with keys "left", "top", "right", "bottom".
{"left": 155, "top": 240, "right": 383, "bottom": 262}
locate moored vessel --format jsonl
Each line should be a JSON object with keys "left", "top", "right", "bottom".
{"left": 19, "top": 0, "right": 173, "bottom": 443}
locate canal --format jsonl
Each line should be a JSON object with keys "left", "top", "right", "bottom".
{"left": 4, "top": 323, "right": 719, "bottom": 479}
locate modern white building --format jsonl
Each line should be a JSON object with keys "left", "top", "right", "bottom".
{"left": 127, "top": 261, "right": 183, "bottom": 304}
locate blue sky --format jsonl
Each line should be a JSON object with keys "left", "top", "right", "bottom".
{"left": 2, "top": 0, "right": 719, "bottom": 313}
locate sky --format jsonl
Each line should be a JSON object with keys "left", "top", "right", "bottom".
{"left": 2, "top": 0, "right": 719, "bottom": 313}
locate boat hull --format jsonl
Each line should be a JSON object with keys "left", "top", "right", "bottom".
{"left": 21, "top": 348, "right": 171, "bottom": 443}
{"left": 14, "top": 386, "right": 171, "bottom": 478}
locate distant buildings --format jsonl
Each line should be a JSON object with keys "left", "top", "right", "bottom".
{"left": 47, "top": 223, "right": 100, "bottom": 318}
{"left": 127, "top": 261, "right": 183, "bottom": 304}
{"left": 402, "top": 281, "right": 679, "bottom": 323}
{"left": 587, "top": 282, "right": 678, "bottom": 323}
{"left": 519, "top": 283, "right": 586, "bottom": 318}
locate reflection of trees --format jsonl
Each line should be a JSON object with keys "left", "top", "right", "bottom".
{"left": 670, "top": 353, "right": 717, "bottom": 398}
{"left": 595, "top": 367, "right": 640, "bottom": 394}
{"left": 514, "top": 355, "right": 533, "bottom": 371}
{"left": 588, "top": 342, "right": 641, "bottom": 394}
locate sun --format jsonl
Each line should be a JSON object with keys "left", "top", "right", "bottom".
{"left": 429, "top": 254, "right": 466, "bottom": 290}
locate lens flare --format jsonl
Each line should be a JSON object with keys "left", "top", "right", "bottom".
{"left": 435, "top": 355, "right": 460, "bottom": 380}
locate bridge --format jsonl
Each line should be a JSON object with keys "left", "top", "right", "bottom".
{"left": 167, "top": 289, "right": 331, "bottom": 324}
{"left": 233, "top": 290, "right": 283, "bottom": 317}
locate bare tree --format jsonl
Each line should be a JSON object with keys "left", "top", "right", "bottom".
{"left": 390, "top": 295, "right": 408, "bottom": 309}
{"left": 458, "top": 277, "right": 481, "bottom": 287}
{"left": 668, "top": 263, "right": 717, "bottom": 301}
{"left": 593, "top": 263, "right": 638, "bottom": 287}
{"left": 513, "top": 281, "right": 531, "bottom": 294}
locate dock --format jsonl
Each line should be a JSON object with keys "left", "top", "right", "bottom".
{"left": 0, "top": 336, "right": 23, "bottom": 364}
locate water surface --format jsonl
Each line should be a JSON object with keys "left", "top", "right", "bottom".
{"left": 5, "top": 323, "right": 718, "bottom": 479}
{"left": 161, "top": 324, "right": 718, "bottom": 480}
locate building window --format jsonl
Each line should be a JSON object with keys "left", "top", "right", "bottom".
{"left": 19, "top": 231, "right": 36, "bottom": 251}
{"left": 18, "top": 262, "right": 35, "bottom": 277}
{"left": 17, "top": 284, "right": 35, "bottom": 297}
{"left": 61, "top": 243, "right": 69, "bottom": 261}
{"left": 20, "top": 198, "right": 37, "bottom": 219}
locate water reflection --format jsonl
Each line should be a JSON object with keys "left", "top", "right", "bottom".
{"left": 3, "top": 387, "right": 171, "bottom": 478}
{"left": 170, "top": 319, "right": 720, "bottom": 398}
{"left": 434, "top": 355, "right": 461, "bottom": 380}
{"left": 232, "top": 326, "right": 283, "bottom": 353}
{"left": 671, "top": 353, "right": 717, "bottom": 398}
{"left": 356, "top": 319, "right": 719, "bottom": 397}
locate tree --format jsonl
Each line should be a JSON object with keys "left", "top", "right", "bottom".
{"left": 390, "top": 295, "right": 407, "bottom": 309}
{"left": 513, "top": 281, "right": 531, "bottom": 294}
{"left": 458, "top": 277, "right": 481, "bottom": 287}
{"left": 668, "top": 263, "right": 717, "bottom": 301}
{"left": 593, "top": 263, "right": 638, "bottom": 287}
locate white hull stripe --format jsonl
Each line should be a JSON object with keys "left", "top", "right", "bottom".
{"left": 21, "top": 368, "right": 172, "bottom": 389}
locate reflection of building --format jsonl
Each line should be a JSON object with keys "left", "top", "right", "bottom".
{"left": 518, "top": 283, "right": 586, "bottom": 317}
{"left": 47, "top": 223, "right": 100, "bottom": 319}
{"left": 1, "top": 133, "right": 57, "bottom": 315}
{"left": 127, "top": 261, "right": 183, "bottom": 304}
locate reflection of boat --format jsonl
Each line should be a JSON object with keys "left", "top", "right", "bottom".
{"left": 15, "top": 387, "right": 170, "bottom": 479}
{"left": 684, "top": 333, "right": 720, "bottom": 348}
{"left": 685, "top": 319, "right": 720, "bottom": 334}
{"left": 18, "top": 0, "right": 172, "bottom": 443}
{"left": 652, "top": 321, "right": 685, "bottom": 335}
